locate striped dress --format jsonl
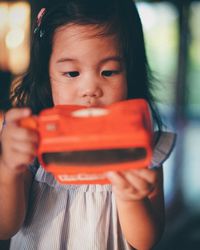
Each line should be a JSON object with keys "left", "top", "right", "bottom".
{"left": 10, "top": 132, "right": 176, "bottom": 250}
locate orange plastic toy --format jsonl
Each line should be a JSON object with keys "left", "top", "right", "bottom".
{"left": 20, "top": 99, "right": 153, "bottom": 184}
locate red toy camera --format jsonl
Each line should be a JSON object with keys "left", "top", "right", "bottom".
{"left": 20, "top": 99, "right": 153, "bottom": 184}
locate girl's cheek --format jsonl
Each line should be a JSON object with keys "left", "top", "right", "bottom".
{"left": 110, "top": 82, "right": 127, "bottom": 100}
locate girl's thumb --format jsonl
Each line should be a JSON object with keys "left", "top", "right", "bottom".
{"left": 5, "top": 108, "right": 31, "bottom": 124}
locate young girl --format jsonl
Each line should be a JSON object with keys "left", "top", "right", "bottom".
{"left": 0, "top": 0, "right": 175, "bottom": 249}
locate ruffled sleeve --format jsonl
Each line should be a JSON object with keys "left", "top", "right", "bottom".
{"left": 28, "top": 157, "right": 40, "bottom": 176}
{"left": 150, "top": 131, "right": 176, "bottom": 168}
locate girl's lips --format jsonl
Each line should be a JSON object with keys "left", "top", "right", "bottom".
{"left": 84, "top": 98, "right": 101, "bottom": 108}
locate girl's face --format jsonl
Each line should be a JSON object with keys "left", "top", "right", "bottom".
{"left": 49, "top": 24, "right": 127, "bottom": 107}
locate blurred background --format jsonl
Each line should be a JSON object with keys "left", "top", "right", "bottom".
{"left": 0, "top": 0, "right": 200, "bottom": 249}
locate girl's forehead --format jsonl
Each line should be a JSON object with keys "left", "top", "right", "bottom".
{"left": 54, "top": 23, "right": 115, "bottom": 39}
{"left": 53, "top": 23, "right": 119, "bottom": 46}
{"left": 55, "top": 23, "right": 106, "bottom": 38}
{"left": 51, "top": 23, "right": 121, "bottom": 56}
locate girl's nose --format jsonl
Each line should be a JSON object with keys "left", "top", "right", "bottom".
{"left": 80, "top": 81, "right": 103, "bottom": 99}
{"left": 82, "top": 88, "right": 103, "bottom": 98}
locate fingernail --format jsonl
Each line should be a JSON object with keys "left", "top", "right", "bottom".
{"left": 106, "top": 171, "right": 115, "bottom": 179}
{"left": 23, "top": 109, "right": 31, "bottom": 116}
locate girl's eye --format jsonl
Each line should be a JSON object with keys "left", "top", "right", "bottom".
{"left": 101, "top": 70, "right": 119, "bottom": 77}
{"left": 64, "top": 71, "right": 80, "bottom": 78}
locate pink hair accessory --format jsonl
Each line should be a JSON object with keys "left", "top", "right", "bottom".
{"left": 37, "top": 8, "right": 46, "bottom": 27}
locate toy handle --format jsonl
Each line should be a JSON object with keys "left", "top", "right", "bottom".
{"left": 19, "top": 116, "right": 38, "bottom": 130}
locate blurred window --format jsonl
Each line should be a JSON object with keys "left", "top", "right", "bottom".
{"left": 136, "top": 1, "right": 179, "bottom": 205}
{"left": 137, "top": 2, "right": 178, "bottom": 107}
{"left": 137, "top": 1, "right": 200, "bottom": 212}
{"left": 0, "top": 1, "right": 30, "bottom": 75}
{"left": 187, "top": 2, "right": 200, "bottom": 117}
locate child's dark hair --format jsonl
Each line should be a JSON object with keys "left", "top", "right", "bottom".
{"left": 11, "top": 0, "right": 162, "bottom": 132}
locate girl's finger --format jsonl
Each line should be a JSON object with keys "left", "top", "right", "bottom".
{"left": 131, "top": 168, "right": 158, "bottom": 184}
{"left": 106, "top": 171, "right": 132, "bottom": 190}
{"left": 4, "top": 152, "right": 35, "bottom": 171}
{"left": 106, "top": 172, "right": 139, "bottom": 201}
{"left": 9, "top": 126, "right": 39, "bottom": 143}
{"left": 11, "top": 141, "right": 38, "bottom": 156}
{"left": 5, "top": 108, "right": 31, "bottom": 124}
{"left": 123, "top": 170, "right": 154, "bottom": 193}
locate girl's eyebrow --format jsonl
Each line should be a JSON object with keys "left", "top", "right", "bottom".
{"left": 99, "top": 56, "right": 123, "bottom": 65}
{"left": 56, "top": 56, "right": 123, "bottom": 64}
{"left": 56, "top": 58, "right": 76, "bottom": 64}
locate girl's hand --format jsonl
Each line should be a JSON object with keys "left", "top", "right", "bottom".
{"left": 0, "top": 108, "right": 39, "bottom": 175}
{"left": 106, "top": 168, "right": 159, "bottom": 201}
